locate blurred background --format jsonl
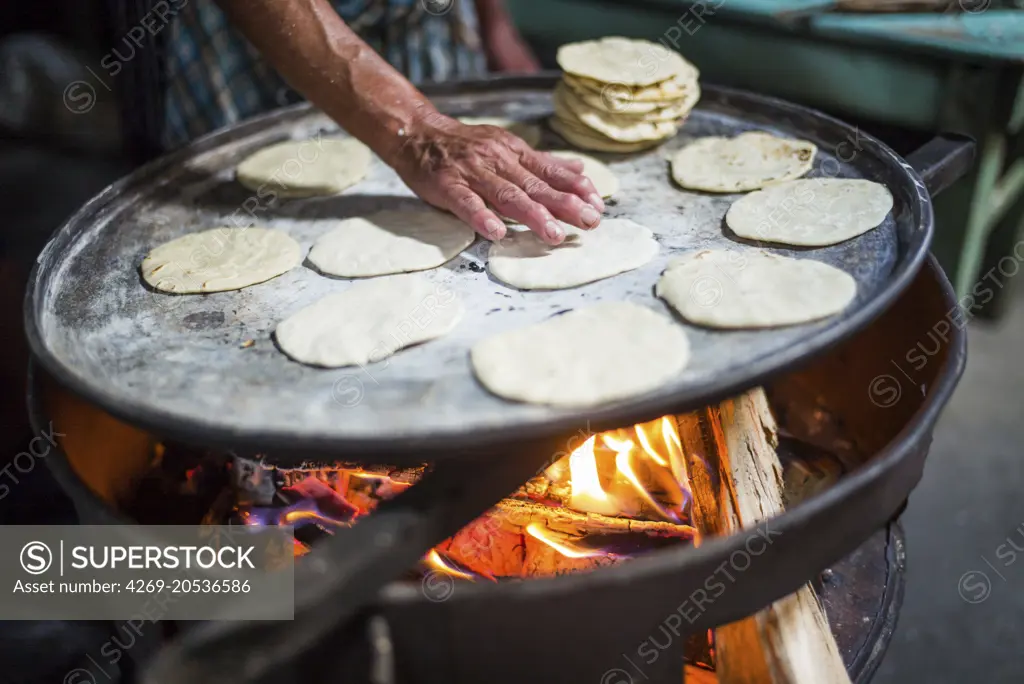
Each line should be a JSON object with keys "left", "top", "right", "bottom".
{"left": 0, "top": 1, "right": 1022, "bottom": 682}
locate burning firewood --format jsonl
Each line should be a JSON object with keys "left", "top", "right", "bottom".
{"left": 517, "top": 418, "right": 692, "bottom": 522}
{"left": 280, "top": 476, "right": 359, "bottom": 520}
{"left": 678, "top": 390, "right": 851, "bottom": 684}
{"left": 434, "top": 498, "right": 697, "bottom": 578}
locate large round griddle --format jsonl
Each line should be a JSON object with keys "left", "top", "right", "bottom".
{"left": 26, "top": 75, "right": 939, "bottom": 461}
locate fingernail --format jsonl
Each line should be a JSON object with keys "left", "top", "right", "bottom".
{"left": 484, "top": 219, "right": 505, "bottom": 240}
{"left": 545, "top": 221, "right": 564, "bottom": 242}
{"left": 580, "top": 204, "right": 601, "bottom": 228}
{"left": 587, "top": 193, "right": 605, "bottom": 212}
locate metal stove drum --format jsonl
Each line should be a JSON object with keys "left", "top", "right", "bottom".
{"left": 24, "top": 75, "right": 973, "bottom": 684}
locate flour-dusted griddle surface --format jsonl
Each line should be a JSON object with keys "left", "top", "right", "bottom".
{"left": 29, "top": 81, "right": 931, "bottom": 455}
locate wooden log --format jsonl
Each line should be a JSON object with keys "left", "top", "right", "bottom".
{"left": 678, "top": 390, "right": 851, "bottom": 684}
{"left": 276, "top": 464, "right": 424, "bottom": 488}
{"left": 436, "top": 498, "right": 696, "bottom": 578}
{"left": 274, "top": 464, "right": 421, "bottom": 514}
{"left": 685, "top": 665, "right": 718, "bottom": 684}
{"left": 779, "top": 443, "right": 845, "bottom": 509}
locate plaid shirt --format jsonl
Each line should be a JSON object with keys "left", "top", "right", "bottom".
{"left": 109, "top": 0, "right": 486, "bottom": 162}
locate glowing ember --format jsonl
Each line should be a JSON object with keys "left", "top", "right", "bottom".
{"left": 526, "top": 523, "right": 607, "bottom": 559}
{"left": 240, "top": 499, "right": 351, "bottom": 529}
{"left": 281, "top": 508, "right": 348, "bottom": 528}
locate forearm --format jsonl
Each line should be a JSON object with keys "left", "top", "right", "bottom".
{"left": 214, "top": 0, "right": 438, "bottom": 164}
{"left": 472, "top": 0, "right": 540, "bottom": 74}
{"left": 215, "top": 0, "right": 600, "bottom": 244}
{"left": 473, "top": 0, "right": 511, "bottom": 28}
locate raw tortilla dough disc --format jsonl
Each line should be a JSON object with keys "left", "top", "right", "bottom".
{"left": 141, "top": 227, "right": 301, "bottom": 294}
{"left": 236, "top": 137, "right": 371, "bottom": 198}
{"left": 656, "top": 249, "right": 857, "bottom": 329}
{"left": 556, "top": 37, "right": 699, "bottom": 87}
{"left": 549, "top": 116, "right": 661, "bottom": 154}
{"left": 275, "top": 274, "right": 464, "bottom": 368}
{"left": 726, "top": 178, "right": 894, "bottom": 246}
{"left": 670, "top": 132, "right": 817, "bottom": 193}
{"left": 471, "top": 302, "right": 690, "bottom": 407}
{"left": 458, "top": 117, "right": 542, "bottom": 147}
{"left": 308, "top": 209, "right": 476, "bottom": 277}
{"left": 548, "top": 151, "right": 620, "bottom": 198}
{"left": 488, "top": 218, "right": 658, "bottom": 290}
{"left": 555, "top": 83, "right": 679, "bottom": 143}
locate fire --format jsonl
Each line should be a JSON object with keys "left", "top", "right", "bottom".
{"left": 568, "top": 436, "right": 618, "bottom": 515}
{"left": 424, "top": 416, "right": 693, "bottom": 576}
{"left": 226, "top": 413, "right": 694, "bottom": 575}
{"left": 662, "top": 416, "right": 683, "bottom": 457}
{"left": 635, "top": 423, "right": 668, "bottom": 467}
{"left": 281, "top": 508, "right": 348, "bottom": 528}
{"left": 526, "top": 523, "right": 606, "bottom": 559}
{"left": 603, "top": 434, "right": 680, "bottom": 523}
{"left": 239, "top": 499, "right": 352, "bottom": 529}
{"left": 561, "top": 417, "right": 690, "bottom": 522}
{"left": 425, "top": 549, "right": 476, "bottom": 580}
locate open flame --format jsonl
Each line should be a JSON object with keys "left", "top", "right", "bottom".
{"left": 603, "top": 434, "right": 680, "bottom": 524}
{"left": 568, "top": 436, "right": 617, "bottom": 515}
{"left": 238, "top": 499, "right": 351, "bottom": 528}
{"left": 635, "top": 423, "right": 668, "bottom": 467}
{"left": 526, "top": 523, "right": 607, "bottom": 559}
{"left": 425, "top": 549, "right": 478, "bottom": 580}
{"left": 562, "top": 417, "right": 690, "bottom": 525}
{"left": 231, "top": 415, "right": 693, "bottom": 578}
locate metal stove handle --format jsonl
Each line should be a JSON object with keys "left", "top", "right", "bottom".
{"left": 904, "top": 133, "right": 976, "bottom": 198}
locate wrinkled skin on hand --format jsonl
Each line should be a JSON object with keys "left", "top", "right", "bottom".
{"left": 391, "top": 112, "right": 605, "bottom": 245}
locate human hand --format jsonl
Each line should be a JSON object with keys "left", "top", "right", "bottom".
{"left": 389, "top": 112, "right": 604, "bottom": 245}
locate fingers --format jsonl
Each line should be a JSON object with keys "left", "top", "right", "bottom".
{"left": 400, "top": 125, "right": 607, "bottom": 247}
{"left": 473, "top": 170, "right": 566, "bottom": 245}
{"left": 442, "top": 182, "right": 507, "bottom": 241}
{"left": 493, "top": 132, "right": 602, "bottom": 212}
{"left": 543, "top": 154, "right": 585, "bottom": 174}
{"left": 500, "top": 164, "right": 602, "bottom": 234}
{"left": 524, "top": 152, "right": 605, "bottom": 212}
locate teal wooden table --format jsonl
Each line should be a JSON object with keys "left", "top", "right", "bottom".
{"left": 509, "top": 3, "right": 1024, "bottom": 316}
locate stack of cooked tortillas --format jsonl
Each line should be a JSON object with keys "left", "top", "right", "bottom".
{"left": 552, "top": 37, "right": 700, "bottom": 152}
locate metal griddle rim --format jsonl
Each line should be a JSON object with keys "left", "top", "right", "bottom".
{"left": 24, "top": 75, "right": 934, "bottom": 461}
